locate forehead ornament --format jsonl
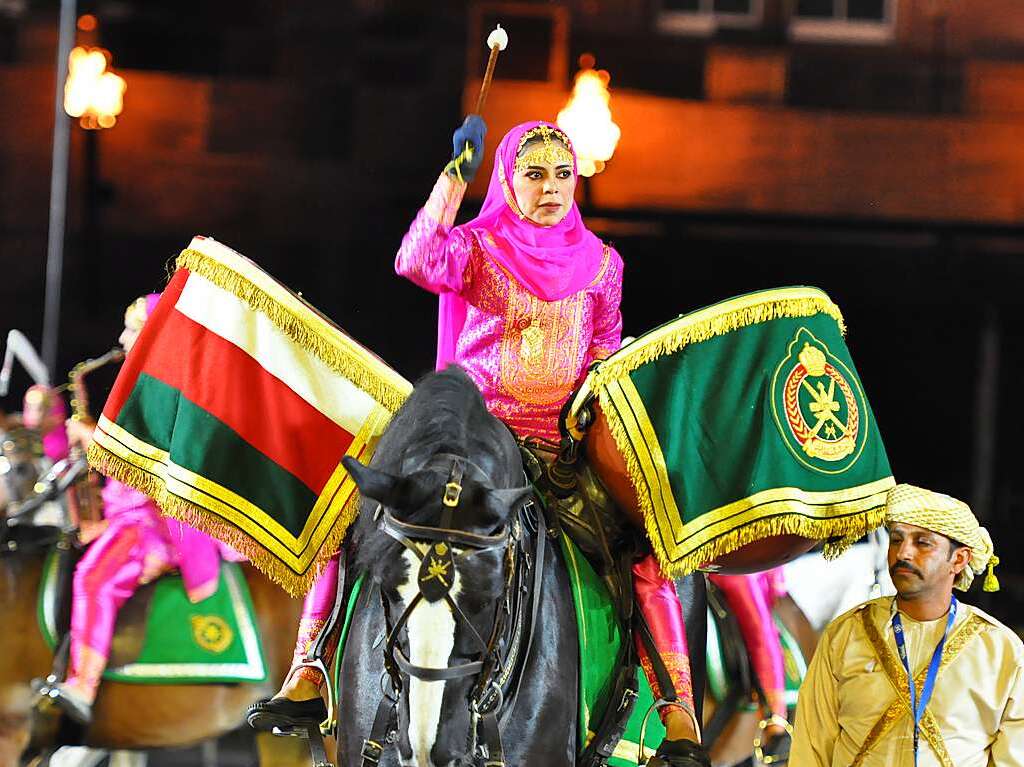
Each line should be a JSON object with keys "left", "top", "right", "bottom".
{"left": 514, "top": 125, "right": 574, "bottom": 174}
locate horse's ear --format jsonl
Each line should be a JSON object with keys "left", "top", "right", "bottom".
{"left": 485, "top": 485, "right": 535, "bottom": 518}
{"left": 342, "top": 456, "right": 400, "bottom": 504}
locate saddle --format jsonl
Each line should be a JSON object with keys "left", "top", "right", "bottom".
{"left": 37, "top": 551, "right": 267, "bottom": 685}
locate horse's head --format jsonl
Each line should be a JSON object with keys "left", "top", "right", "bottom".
{"left": 344, "top": 373, "right": 534, "bottom": 767}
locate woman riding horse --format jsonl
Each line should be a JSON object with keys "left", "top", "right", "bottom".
{"left": 251, "top": 119, "right": 708, "bottom": 766}
{"left": 31, "top": 294, "right": 241, "bottom": 724}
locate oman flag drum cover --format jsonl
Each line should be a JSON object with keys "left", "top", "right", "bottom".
{"left": 87, "top": 236, "right": 411, "bottom": 596}
{"left": 567, "top": 286, "right": 895, "bottom": 577}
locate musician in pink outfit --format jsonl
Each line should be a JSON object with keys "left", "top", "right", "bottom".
{"left": 34, "top": 294, "right": 237, "bottom": 724}
{"left": 22, "top": 385, "right": 70, "bottom": 463}
{"left": 254, "top": 119, "right": 707, "bottom": 766}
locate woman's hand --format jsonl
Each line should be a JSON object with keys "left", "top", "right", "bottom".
{"left": 65, "top": 417, "right": 96, "bottom": 450}
{"left": 79, "top": 518, "right": 109, "bottom": 545}
{"left": 448, "top": 115, "right": 487, "bottom": 183}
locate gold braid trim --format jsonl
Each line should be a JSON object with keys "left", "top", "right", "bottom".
{"left": 589, "top": 287, "right": 846, "bottom": 391}
{"left": 87, "top": 441, "right": 357, "bottom": 597}
{"left": 854, "top": 607, "right": 986, "bottom": 767}
{"left": 176, "top": 246, "right": 411, "bottom": 415}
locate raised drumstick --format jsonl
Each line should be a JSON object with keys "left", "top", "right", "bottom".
{"left": 474, "top": 24, "right": 508, "bottom": 116}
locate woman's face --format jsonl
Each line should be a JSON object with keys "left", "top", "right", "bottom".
{"left": 512, "top": 141, "right": 576, "bottom": 227}
{"left": 119, "top": 323, "right": 141, "bottom": 353}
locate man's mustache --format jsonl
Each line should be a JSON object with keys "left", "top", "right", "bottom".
{"left": 890, "top": 561, "right": 922, "bottom": 578}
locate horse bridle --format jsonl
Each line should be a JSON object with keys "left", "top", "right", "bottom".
{"left": 361, "top": 453, "right": 541, "bottom": 767}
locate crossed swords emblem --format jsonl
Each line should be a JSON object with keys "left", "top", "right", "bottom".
{"left": 801, "top": 376, "right": 847, "bottom": 441}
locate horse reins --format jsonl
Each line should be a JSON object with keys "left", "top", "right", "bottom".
{"left": 361, "top": 454, "right": 543, "bottom": 767}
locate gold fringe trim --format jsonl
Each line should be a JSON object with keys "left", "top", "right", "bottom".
{"left": 88, "top": 442, "right": 357, "bottom": 597}
{"left": 177, "top": 248, "right": 410, "bottom": 415}
{"left": 595, "top": 386, "right": 885, "bottom": 577}
{"left": 591, "top": 288, "right": 845, "bottom": 390}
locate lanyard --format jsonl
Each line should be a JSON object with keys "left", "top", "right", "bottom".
{"left": 891, "top": 596, "right": 957, "bottom": 766}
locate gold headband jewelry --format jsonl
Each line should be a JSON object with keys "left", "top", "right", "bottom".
{"left": 514, "top": 125, "right": 574, "bottom": 174}
{"left": 124, "top": 296, "right": 149, "bottom": 332}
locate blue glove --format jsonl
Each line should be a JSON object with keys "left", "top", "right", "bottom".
{"left": 447, "top": 115, "right": 487, "bottom": 183}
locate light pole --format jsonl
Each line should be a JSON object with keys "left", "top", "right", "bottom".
{"left": 41, "top": 0, "right": 78, "bottom": 379}
{"left": 64, "top": 43, "right": 126, "bottom": 283}
{"left": 41, "top": 32, "right": 126, "bottom": 377}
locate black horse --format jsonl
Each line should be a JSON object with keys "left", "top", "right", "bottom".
{"left": 336, "top": 366, "right": 706, "bottom": 767}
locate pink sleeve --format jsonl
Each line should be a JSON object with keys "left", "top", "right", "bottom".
{"left": 164, "top": 518, "right": 222, "bottom": 603}
{"left": 395, "top": 172, "right": 474, "bottom": 296}
{"left": 587, "top": 246, "right": 624, "bottom": 364}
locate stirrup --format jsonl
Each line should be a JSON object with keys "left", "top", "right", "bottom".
{"left": 31, "top": 678, "right": 93, "bottom": 725}
{"left": 279, "top": 656, "right": 336, "bottom": 736}
{"left": 753, "top": 715, "right": 793, "bottom": 766}
{"left": 271, "top": 720, "right": 331, "bottom": 767}
{"left": 636, "top": 698, "right": 704, "bottom": 766}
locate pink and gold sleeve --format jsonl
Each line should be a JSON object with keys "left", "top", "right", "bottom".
{"left": 395, "top": 172, "right": 474, "bottom": 296}
{"left": 587, "top": 246, "right": 624, "bottom": 363}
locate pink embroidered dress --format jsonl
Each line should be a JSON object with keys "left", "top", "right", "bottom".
{"left": 286, "top": 122, "right": 698, "bottom": 733}
{"left": 62, "top": 294, "right": 238, "bottom": 706}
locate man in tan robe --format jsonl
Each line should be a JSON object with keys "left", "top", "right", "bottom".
{"left": 790, "top": 484, "right": 1023, "bottom": 767}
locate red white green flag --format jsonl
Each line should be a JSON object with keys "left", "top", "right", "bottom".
{"left": 88, "top": 236, "right": 411, "bottom": 596}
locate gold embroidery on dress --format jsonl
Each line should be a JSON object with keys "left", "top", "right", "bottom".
{"left": 519, "top": 321, "right": 544, "bottom": 362}
{"left": 852, "top": 608, "right": 984, "bottom": 767}
{"left": 467, "top": 239, "right": 612, "bottom": 410}
{"left": 499, "top": 286, "right": 585, "bottom": 406}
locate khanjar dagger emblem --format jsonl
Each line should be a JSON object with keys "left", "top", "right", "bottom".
{"left": 771, "top": 328, "right": 867, "bottom": 474}
{"left": 418, "top": 541, "right": 456, "bottom": 602}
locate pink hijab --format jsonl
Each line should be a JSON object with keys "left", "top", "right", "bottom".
{"left": 436, "top": 120, "right": 606, "bottom": 369}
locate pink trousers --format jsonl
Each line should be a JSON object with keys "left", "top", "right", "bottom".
{"left": 708, "top": 569, "right": 788, "bottom": 718}
{"left": 66, "top": 511, "right": 176, "bottom": 698}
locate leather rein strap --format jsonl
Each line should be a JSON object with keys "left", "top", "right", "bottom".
{"left": 361, "top": 454, "right": 544, "bottom": 767}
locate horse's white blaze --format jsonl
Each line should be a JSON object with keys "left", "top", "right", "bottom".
{"left": 397, "top": 546, "right": 461, "bottom": 767}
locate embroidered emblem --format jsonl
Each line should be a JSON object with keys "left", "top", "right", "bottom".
{"left": 418, "top": 542, "right": 456, "bottom": 602}
{"left": 191, "top": 615, "right": 233, "bottom": 654}
{"left": 771, "top": 327, "right": 868, "bottom": 474}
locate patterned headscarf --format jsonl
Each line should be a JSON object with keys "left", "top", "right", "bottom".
{"left": 885, "top": 483, "right": 999, "bottom": 592}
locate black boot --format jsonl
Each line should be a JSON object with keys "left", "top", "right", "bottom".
{"left": 31, "top": 678, "right": 93, "bottom": 725}
{"left": 246, "top": 696, "right": 328, "bottom": 732}
{"left": 647, "top": 738, "right": 712, "bottom": 767}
